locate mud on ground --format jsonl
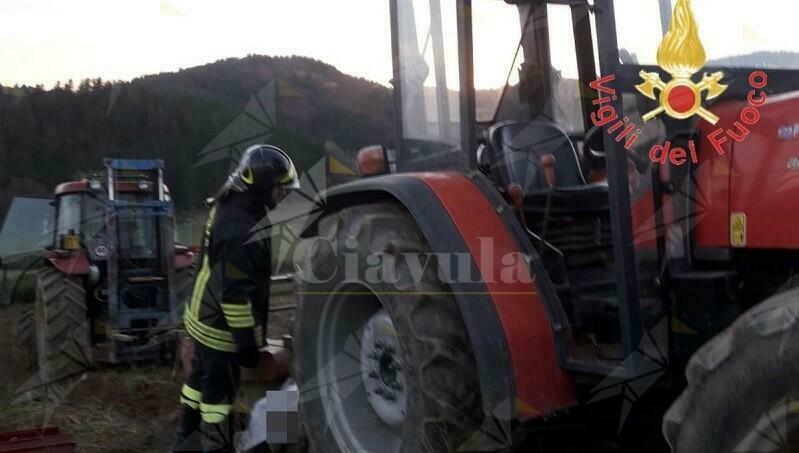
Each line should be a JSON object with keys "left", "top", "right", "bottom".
{"left": 0, "top": 299, "right": 295, "bottom": 452}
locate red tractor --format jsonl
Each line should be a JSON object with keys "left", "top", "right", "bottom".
{"left": 276, "top": 0, "right": 799, "bottom": 451}
{"left": 17, "top": 159, "right": 195, "bottom": 389}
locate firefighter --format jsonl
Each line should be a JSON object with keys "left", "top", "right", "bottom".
{"left": 172, "top": 144, "right": 299, "bottom": 452}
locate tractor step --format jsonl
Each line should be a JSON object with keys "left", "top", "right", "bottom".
{"left": 670, "top": 270, "right": 737, "bottom": 281}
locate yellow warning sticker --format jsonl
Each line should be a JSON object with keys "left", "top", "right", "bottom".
{"left": 730, "top": 212, "right": 747, "bottom": 248}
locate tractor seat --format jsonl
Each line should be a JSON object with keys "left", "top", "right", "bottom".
{"left": 486, "top": 120, "right": 609, "bottom": 213}
{"left": 487, "top": 120, "right": 608, "bottom": 200}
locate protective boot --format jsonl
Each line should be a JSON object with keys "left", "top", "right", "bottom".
{"left": 171, "top": 405, "right": 202, "bottom": 452}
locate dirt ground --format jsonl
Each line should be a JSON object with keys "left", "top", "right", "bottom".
{"left": 0, "top": 298, "right": 295, "bottom": 452}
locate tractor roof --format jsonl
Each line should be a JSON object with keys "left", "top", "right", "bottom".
{"left": 54, "top": 180, "right": 90, "bottom": 196}
{"left": 54, "top": 179, "right": 170, "bottom": 196}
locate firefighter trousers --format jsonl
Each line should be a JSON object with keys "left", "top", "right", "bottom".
{"left": 172, "top": 342, "right": 241, "bottom": 453}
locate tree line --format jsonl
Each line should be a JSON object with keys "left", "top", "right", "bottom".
{"left": 0, "top": 55, "right": 394, "bottom": 219}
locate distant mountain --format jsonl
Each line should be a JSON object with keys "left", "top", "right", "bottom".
{"left": 4, "top": 51, "right": 796, "bottom": 220}
{"left": 0, "top": 55, "right": 395, "bottom": 217}
{"left": 709, "top": 51, "right": 799, "bottom": 70}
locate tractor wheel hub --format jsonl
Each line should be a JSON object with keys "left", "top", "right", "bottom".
{"left": 360, "top": 309, "right": 407, "bottom": 426}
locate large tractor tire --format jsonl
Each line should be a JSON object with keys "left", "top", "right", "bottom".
{"left": 33, "top": 266, "right": 92, "bottom": 384}
{"left": 15, "top": 304, "right": 37, "bottom": 372}
{"left": 295, "top": 203, "right": 483, "bottom": 453}
{"left": 664, "top": 286, "right": 799, "bottom": 451}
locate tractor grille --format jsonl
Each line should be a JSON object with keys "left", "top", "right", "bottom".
{"left": 121, "top": 283, "right": 162, "bottom": 310}
{"left": 118, "top": 259, "right": 168, "bottom": 310}
{"left": 528, "top": 207, "right": 626, "bottom": 344}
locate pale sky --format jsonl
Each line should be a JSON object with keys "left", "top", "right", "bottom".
{"left": 0, "top": 0, "right": 393, "bottom": 88}
{"left": 1, "top": 0, "right": 798, "bottom": 89}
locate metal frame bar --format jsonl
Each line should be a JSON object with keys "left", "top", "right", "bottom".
{"left": 429, "top": 0, "right": 452, "bottom": 141}
{"left": 570, "top": 2, "right": 599, "bottom": 132}
{"left": 389, "top": 0, "right": 405, "bottom": 162}
{"left": 456, "top": 0, "right": 477, "bottom": 167}
{"left": 593, "top": 0, "right": 644, "bottom": 373}
{"left": 102, "top": 158, "right": 177, "bottom": 361}
{"left": 659, "top": 0, "right": 672, "bottom": 36}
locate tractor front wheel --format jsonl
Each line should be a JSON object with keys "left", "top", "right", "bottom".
{"left": 664, "top": 286, "right": 799, "bottom": 451}
{"left": 33, "top": 266, "right": 92, "bottom": 385}
{"left": 294, "top": 203, "right": 483, "bottom": 453}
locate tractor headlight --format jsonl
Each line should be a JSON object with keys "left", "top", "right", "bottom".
{"left": 356, "top": 145, "right": 389, "bottom": 176}
{"left": 88, "top": 264, "right": 101, "bottom": 284}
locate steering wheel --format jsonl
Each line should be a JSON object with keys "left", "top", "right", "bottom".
{"left": 583, "top": 125, "right": 649, "bottom": 173}
{"left": 584, "top": 125, "right": 606, "bottom": 163}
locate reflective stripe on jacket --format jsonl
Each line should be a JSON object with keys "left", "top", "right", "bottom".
{"left": 184, "top": 195, "right": 270, "bottom": 352}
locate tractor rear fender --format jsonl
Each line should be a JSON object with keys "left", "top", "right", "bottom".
{"left": 173, "top": 245, "right": 195, "bottom": 270}
{"left": 45, "top": 250, "right": 90, "bottom": 275}
{"left": 302, "top": 171, "right": 576, "bottom": 421}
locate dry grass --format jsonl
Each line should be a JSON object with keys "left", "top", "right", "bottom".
{"left": 0, "top": 294, "right": 296, "bottom": 452}
{"left": 0, "top": 305, "right": 183, "bottom": 452}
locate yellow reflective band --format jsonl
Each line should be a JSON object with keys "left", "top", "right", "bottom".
{"left": 227, "top": 317, "right": 255, "bottom": 328}
{"left": 221, "top": 302, "right": 255, "bottom": 328}
{"left": 279, "top": 164, "right": 296, "bottom": 184}
{"left": 223, "top": 311, "right": 254, "bottom": 320}
{"left": 181, "top": 384, "right": 201, "bottom": 402}
{"left": 201, "top": 412, "right": 226, "bottom": 424}
{"left": 205, "top": 206, "right": 217, "bottom": 233}
{"left": 221, "top": 302, "right": 252, "bottom": 314}
{"left": 224, "top": 312, "right": 255, "bottom": 320}
{"left": 201, "top": 402, "right": 233, "bottom": 414}
{"left": 202, "top": 206, "right": 217, "bottom": 249}
{"left": 184, "top": 316, "right": 237, "bottom": 352}
{"left": 224, "top": 311, "right": 253, "bottom": 318}
{"left": 200, "top": 402, "right": 233, "bottom": 424}
{"left": 180, "top": 396, "right": 199, "bottom": 409}
{"left": 241, "top": 166, "right": 254, "bottom": 185}
{"left": 186, "top": 315, "right": 234, "bottom": 342}
{"left": 190, "top": 255, "right": 211, "bottom": 319}
{"left": 185, "top": 321, "right": 237, "bottom": 353}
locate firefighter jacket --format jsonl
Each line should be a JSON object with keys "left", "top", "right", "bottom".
{"left": 184, "top": 195, "right": 271, "bottom": 353}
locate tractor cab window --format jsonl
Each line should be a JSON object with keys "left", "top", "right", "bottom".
{"left": 118, "top": 209, "right": 158, "bottom": 259}
{"left": 83, "top": 195, "right": 106, "bottom": 240}
{"left": 56, "top": 194, "right": 82, "bottom": 238}
{"left": 472, "top": 0, "right": 525, "bottom": 122}
{"left": 395, "top": 0, "right": 460, "bottom": 150}
{"left": 473, "top": 2, "right": 598, "bottom": 133}
{"left": 545, "top": 4, "right": 586, "bottom": 133}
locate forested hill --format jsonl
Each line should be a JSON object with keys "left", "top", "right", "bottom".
{"left": 0, "top": 55, "right": 394, "bottom": 216}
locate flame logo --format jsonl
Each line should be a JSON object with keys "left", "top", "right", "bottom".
{"left": 657, "top": 0, "right": 707, "bottom": 77}
{"left": 635, "top": 0, "right": 728, "bottom": 124}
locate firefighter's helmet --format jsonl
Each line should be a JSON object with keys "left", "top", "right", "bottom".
{"left": 217, "top": 145, "right": 300, "bottom": 205}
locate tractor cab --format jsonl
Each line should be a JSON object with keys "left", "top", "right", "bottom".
{"left": 292, "top": 1, "right": 799, "bottom": 449}
{"left": 52, "top": 180, "right": 108, "bottom": 254}
{"left": 46, "top": 159, "right": 192, "bottom": 364}
{"left": 51, "top": 162, "right": 171, "bottom": 260}
{"left": 388, "top": 0, "right": 653, "bottom": 376}
{"left": 387, "top": 0, "right": 799, "bottom": 375}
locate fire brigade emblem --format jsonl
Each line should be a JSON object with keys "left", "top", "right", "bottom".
{"left": 636, "top": 0, "right": 728, "bottom": 124}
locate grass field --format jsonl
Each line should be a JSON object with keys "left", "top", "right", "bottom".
{"left": 0, "top": 290, "right": 295, "bottom": 451}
